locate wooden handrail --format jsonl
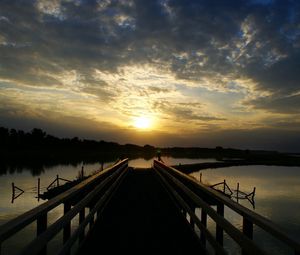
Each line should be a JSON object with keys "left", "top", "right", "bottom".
{"left": 154, "top": 160, "right": 300, "bottom": 254}
{"left": 154, "top": 163, "right": 266, "bottom": 255}
{"left": 58, "top": 167, "right": 129, "bottom": 255}
{"left": 154, "top": 168, "right": 228, "bottom": 255}
{"left": 20, "top": 164, "right": 129, "bottom": 255}
{"left": 0, "top": 159, "right": 128, "bottom": 243}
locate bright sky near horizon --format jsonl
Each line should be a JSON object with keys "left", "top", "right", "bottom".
{"left": 0, "top": 0, "right": 300, "bottom": 151}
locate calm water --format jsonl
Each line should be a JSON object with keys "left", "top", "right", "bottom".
{"left": 190, "top": 165, "right": 300, "bottom": 254}
{"left": 0, "top": 157, "right": 299, "bottom": 254}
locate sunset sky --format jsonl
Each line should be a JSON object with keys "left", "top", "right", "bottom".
{"left": 0, "top": 0, "right": 300, "bottom": 151}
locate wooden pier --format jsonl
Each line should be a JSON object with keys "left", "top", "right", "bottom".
{"left": 0, "top": 159, "right": 300, "bottom": 255}
{"left": 78, "top": 168, "right": 203, "bottom": 254}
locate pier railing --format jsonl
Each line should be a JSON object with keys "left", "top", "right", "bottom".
{"left": 0, "top": 159, "right": 129, "bottom": 255}
{"left": 153, "top": 160, "right": 300, "bottom": 255}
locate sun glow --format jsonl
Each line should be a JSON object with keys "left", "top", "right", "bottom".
{"left": 133, "top": 116, "right": 151, "bottom": 129}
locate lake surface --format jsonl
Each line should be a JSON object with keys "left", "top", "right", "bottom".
{"left": 0, "top": 157, "right": 299, "bottom": 254}
{"left": 190, "top": 165, "right": 300, "bottom": 254}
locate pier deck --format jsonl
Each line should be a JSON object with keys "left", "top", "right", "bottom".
{"left": 78, "top": 168, "right": 203, "bottom": 254}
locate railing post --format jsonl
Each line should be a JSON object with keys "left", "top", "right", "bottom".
{"left": 63, "top": 203, "right": 71, "bottom": 244}
{"left": 56, "top": 175, "right": 59, "bottom": 187}
{"left": 242, "top": 216, "right": 253, "bottom": 255}
{"left": 81, "top": 166, "right": 84, "bottom": 180}
{"left": 97, "top": 206, "right": 101, "bottom": 219}
{"left": 37, "top": 213, "right": 47, "bottom": 255}
{"left": 216, "top": 203, "right": 224, "bottom": 246}
{"left": 12, "top": 182, "right": 15, "bottom": 201}
{"left": 200, "top": 209, "right": 207, "bottom": 247}
{"left": 37, "top": 178, "right": 40, "bottom": 202}
{"left": 190, "top": 206, "right": 195, "bottom": 230}
{"left": 243, "top": 217, "right": 253, "bottom": 239}
{"left": 89, "top": 207, "right": 95, "bottom": 230}
{"left": 237, "top": 182, "right": 240, "bottom": 203}
{"left": 183, "top": 210, "right": 187, "bottom": 219}
{"left": 79, "top": 208, "right": 85, "bottom": 243}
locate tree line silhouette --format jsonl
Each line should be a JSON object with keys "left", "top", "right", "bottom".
{"left": 1, "top": 126, "right": 299, "bottom": 176}
{"left": 0, "top": 127, "right": 156, "bottom": 175}
{"left": 0, "top": 127, "right": 156, "bottom": 155}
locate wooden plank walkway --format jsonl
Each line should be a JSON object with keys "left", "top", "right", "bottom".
{"left": 78, "top": 167, "right": 203, "bottom": 254}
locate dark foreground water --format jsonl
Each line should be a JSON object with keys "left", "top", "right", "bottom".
{"left": 0, "top": 157, "right": 299, "bottom": 255}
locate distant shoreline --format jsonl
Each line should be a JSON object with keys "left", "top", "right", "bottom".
{"left": 172, "top": 159, "right": 300, "bottom": 174}
{"left": 1, "top": 126, "right": 300, "bottom": 176}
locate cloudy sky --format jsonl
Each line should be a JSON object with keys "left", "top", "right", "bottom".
{"left": 0, "top": 0, "right": 300, "bottom": 151}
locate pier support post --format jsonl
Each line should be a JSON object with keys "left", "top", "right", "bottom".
{"left": 190, "top": 206, "right": 195, "bottom": 230}
{"left": 11, "top": 182, "right": 24, "bottom": 203}
{"left": 237, "top": 183, "right": 240, "bottom": 203}
{"left": 79, "top": 208, "right": 85, "bottom": 243}
{"left": 37, "top": 213, "right": 47, "bottom": 255}
{"left": 242, "top": 217, "right": 253, "bottom": 239}
{"left": 63, "top": 202, "right": 72, "bottom": 255}
{"left": 200, "top": 209, "right": 207, "bottom": 247}
{"left": 37, "top": 178, "right": 40, "bottom": 202}
{"left": 216, "top": 203, "right": 224, "bottom": 246}
{"left": 242, "top": 217, "right": 253, "bottom": 255}
{"left": 89, "top": 207, "right": 95, "bottom": 230}
{"left": 63, "top": 202, "right": 71, "bottom": 244}
{"left": 12, "top": 182, "right": 15, "bottom": 199}
{"left": 11, "top": 182, "right": 15, "bottom": 203}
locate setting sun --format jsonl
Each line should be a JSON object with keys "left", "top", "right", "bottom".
{"left": 134, "top": 116, "right": 151, "bottom": 129}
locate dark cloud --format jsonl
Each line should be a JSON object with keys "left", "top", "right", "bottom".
{"left": 153, "top": 100, "right": 226, "bottom": 121}
{"left": 1, "top": 0, "right": 299, "bottom": 91}
{"left": 263, "top": 118, "right": 300, "bottom": 129}
{"left": 247, "top": 54, "right": 300, "bottom": 93}
{"left": 1, "top": 0, "right": 300, "bottom": 151}
{"left": 147, "top": 86, "right": 172, "bottom": 94}
{"left": 247, "top": 93, "right": 300, "bottom": 113}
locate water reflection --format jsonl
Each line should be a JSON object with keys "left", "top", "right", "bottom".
{"left": 0, "top": 156, "right": 117, "bottom": 176}
{"left": 0, "top": 161, "right": 116, "bottom": 226}
{"left": 190, "top": 165, "right": 300, "bottom": 244}
{"left": 129, "top": 158, "right": 153, "bottom": 168}
{"left": 129, "top": 156, "right": 219, "bottom": 168}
